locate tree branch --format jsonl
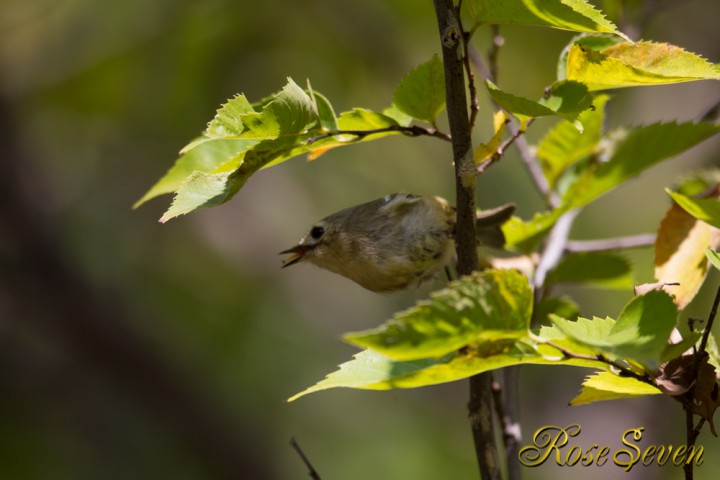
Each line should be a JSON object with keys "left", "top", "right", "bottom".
{"left": 305, "top": 125, "right": 450, "bottom": 145}
{"left": 565, "top": 233, "right": 656, "bottom": 253}
{"left": 433, "top": 2, "right": 500, "bottom": 479}
{"left": 290, "top": 437, "right": 323, "bottom": 480}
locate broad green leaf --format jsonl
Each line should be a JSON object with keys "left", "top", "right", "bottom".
{"left": 566, "top": 41, "right": 720, "bottom": 90}
{"left": 393, "top": 54, "right": 446, "bottom": 124}
{"left": 336, "top": 108, "right": 400, "bottom": 131}
{"left": 667, "top": 189, "right": 720, "bottom": 229}
{"left": 551, "top": 290, "right": 678, "bottom": 367}
{"left": 465, "top": 0, "right": 628, "bottom": 40}
{"left": 257, "top": 77, "right": 319, "bottom": 135}
{"left": 311, "top": 90, "right": 338, "bottom": 132}
{"left": 160, "top": 171, "right": 237, "bottom": 223}
{"left": 206, "top": 94, "right": 255, "bottom": 137}
{"left": 345, "top": 270, "right": 532, "bottom": 361}
{"left": 537, "top": 95, "right": 609, "bottom": 188}
{"left": 562, "top": 122, "right": 720, "bottom": 211}
{"left": 546, "top": 251, "right": 633, "bottom": 289}
{"left": 289, "top": 335, "right": 610, "bottom": 401}
{"left": 708, "top": 249, "right": 720, "bottom": 272}
{"left": 486, "top": 80, "right": 593, "bottom": 128}
{"left": 655, "top": 196, "right": 719, "bottom": 309}
{"left": 134, "top": 138, "right": 260, "bottom": 209}
{"left": 502, "top": 209, "right": 564, "bottom": 253}
{"left": 570, "top": 371, "right": 661, "bottom": 406}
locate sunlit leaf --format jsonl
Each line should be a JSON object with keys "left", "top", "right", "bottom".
{"left": 566, "top": 41, "right": 720, "bottom": 90}
{"left": 655, "top": 196, "right": 720, "bottom": 309}
{"left": 344, "top": 270, "right": 532, "bottom": 361}
{"left": 133, "top": 138, "right": 260, "bottom": 209}
{"left": 537, "top": 95, "right": 609, "bottom": 188}
{"left": 708, "top": 249, "right": 720, "bottom": 272}
{"left": 667, "top": 189, "right": 720, "bottom": 230}
{"left": 474, "top": 110, "right": 508, "bottom": 163}
{"left": 465, "top": 0, "right": 628, "bottom": 40}
{"left": 570, "top": 371, "right": 661, "bottom": 406}
{"left": 502, "top": 209, "right": 564, "bottom": 253}
{"left": 557, "top": 33, "right": 624, "bottom": 80}
{"left": 393, "top": 54, "right": 446, "bottom": 124}
{"left": 486, "top": 80, "right": 593, "bottom": 128}
{"left": 551, "top": 290, "right": 678, "bottom": 367}
{"left": 289, "top": 333, "right": 611, "bottom": 401}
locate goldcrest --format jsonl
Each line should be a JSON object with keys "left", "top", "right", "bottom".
{"left": 281, "top": 193, "right": 515, "bottom": 293}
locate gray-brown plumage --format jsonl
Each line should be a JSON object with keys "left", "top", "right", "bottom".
{"left": 281, "top": 193, "right": 515, "bottom": 293}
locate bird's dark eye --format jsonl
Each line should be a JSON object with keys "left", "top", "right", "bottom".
{"left": 310, "top": 225, "right": 325, "bottom": 240}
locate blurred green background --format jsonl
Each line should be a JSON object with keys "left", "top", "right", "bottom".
{"left": 1, "top": 0, "right": 719, "bottom": 479}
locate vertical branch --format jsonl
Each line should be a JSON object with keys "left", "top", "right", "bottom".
{"left": 433, "top": 2, "right": 500, "bottom": 479}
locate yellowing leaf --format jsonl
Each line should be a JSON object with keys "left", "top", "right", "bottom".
{"left": 570, "top": 371, "right": 661, "bottom": 406}
{"left": 567, "top": 41, "right": 720, "bottom": 91}
{"left": 655, "top": 199, "right": 720, "bottom": 309}
{"left": 474, "top": 111, "right": 508, "bottom": 163}
{"left": 466, "top": 0, "right": 628, "bottom": 40}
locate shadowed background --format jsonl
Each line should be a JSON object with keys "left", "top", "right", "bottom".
{"left": 1, "top": 0, "right": 719, "bottom": 479}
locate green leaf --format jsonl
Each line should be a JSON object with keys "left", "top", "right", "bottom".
{"left": 159, "top": 171, "right": 238, "bottom": 223}
{"left": 570, "top": 371, "right": 661, "bottom": 406}
{"left": 393, "top": 54, "right": 446, "bottom": 124}
{"left": 465, "top": 0, "right": 628, "bottom": 40}
{"left": 206, "top": 94, "right": 255, "bottom": 137}
{"left": 708, "top": 249, "right": 720, "bottom": 272}
{"left": 345, "top": 270, "right": 532, "bottom": 361}
{"left": 133, "top": 138, "right": 260, "bottom": 209}
{"left": 502, "top": 209, "right": 564, "bottom": 253}
{"left": 486, "top": 80, "right": 593, "bottom": 127}
{"left": 551, "top": 290, "right": 678, "bottom": 367}
{"left": 546, "top": 251, "right": 633, "bottom": 289}
{"left": 289, "top": 334, "right": 611, "bottom": 401}
{"left": 537, "top": 95, "right": 609, "bottom": 188}
{"left": 562, "top": 122, "right": 720, "bottom": 211}
{"left": 533, "top": 296, "right": 581, "bottom": 325}
{"left": 566, "top": 41, "right": 720, "bottom": 90}
{"left": 667, "top": 189, "right": 720, "bottom": 229}
{"left": 336, "top": 107, "right": 400, "bottom": 131}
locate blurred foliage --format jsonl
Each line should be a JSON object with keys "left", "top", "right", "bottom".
{"left": 1, "top": 0, "right": 719, "bottom": 479}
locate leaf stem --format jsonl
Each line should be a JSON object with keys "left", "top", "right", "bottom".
{"left": 540, "top": 339, "right": 651, "bottom": 384}
{"left": 476, "top": 119, "right": 531, "bottom": 173}
{"left": 304, "top": 125, "right": 451, "bottom": 145}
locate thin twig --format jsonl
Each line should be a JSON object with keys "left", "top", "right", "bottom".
{"left": 457, "top": 0, "right": 480, "bottom": 129}
{"left": 290, "top": 437, "right": 322, "bottom": 480}
{"left": 565, "top": 233, "right": 657, "bottom": 253}
{"left": 487, "top": 25, "right": 503, "bottom": 84}
{"left": 698, "top": 285, "right": 720, "bottom": 354}
{"left": 534, "top": 209, "right": 580, "bottom": 299}
{"left": 476, "top": 120, "right": 531, "bottom": 173}
{"left": 305, "top": 125, "right": 451, "bottom": 145}
{"left": 493, "top": 370, "right": 522, "bottom": 480}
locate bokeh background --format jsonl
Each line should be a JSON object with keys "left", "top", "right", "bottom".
{"left": 1, "top": 0, "right": 719, "bottom": 479}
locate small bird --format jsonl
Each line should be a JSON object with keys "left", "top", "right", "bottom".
{"left": 281, "top": 193, "right": 515, "bottom": 293}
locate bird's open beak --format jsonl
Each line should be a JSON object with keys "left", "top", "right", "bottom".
{"left": 279, "top": 245, "right": 311, "bottom": 268}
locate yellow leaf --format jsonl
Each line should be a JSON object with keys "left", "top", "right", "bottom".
{"left": 474, "top": 111, "right": 508, "bottom": 163}
{"left": 655, "top": 198, "right": 720, "bottom": 309}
